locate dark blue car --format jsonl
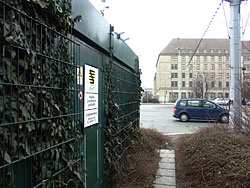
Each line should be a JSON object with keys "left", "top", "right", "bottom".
{"left": 173, "top": 98, "right": 229, "bottom": 123}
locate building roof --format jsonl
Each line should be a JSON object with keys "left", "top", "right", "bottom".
{"left": 160, "top": 38, "right": 250, "bottom": 55}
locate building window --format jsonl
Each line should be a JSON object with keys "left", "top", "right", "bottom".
{"left": 189, "top": 64, "right": 193, "bottom": 70}
{"left": 203, "top": 49, "right": 207, "bottom": 53}
{"left": 171, "top": 81, "right": 178, "bottom": 87}
{"left": 244, "top": 56, "right": 250, "bottom": 61}
{"left": 210, "top": 73, "right": 215, "bottom": 78}
{"left": 189, "top": 73, "right": 192, "bottom": 78}
{"left": 182, "top": 63, "right": 186, "bottom": 70}
{"left": 211, "top": 56, "right": 215, "bottom": 61}
{"left": 226, "top": 56, "right": 229, "bottom": 61}
{"left": 188, "top": 49, "right": 192, "bottom": 53}
{"left": 246, "top": 64, "right": 250, "bottom": 70}
{"left": 218, "top": 93, "right": 223, "bottom": 97}
{"left": 182, "top": 81, "right": 185, "bottom": 87}
{"left": 218, "top": 64, "right": 222, "bottom": 70}
{"left": 204, "top": 64, "right": 207, "bottom": 70}
{"left": 225, "top": 49, "right": 229, "bottom": 53}
{"left": 181, "top": 92, "right": 186, "bottom": 98}
{"left": 218, "top": 56, "right": 222, "bottom": 61}
{"left": 189, "top": 81, "right": 193, "bottom": 87}
{"left": 218, "top": 73, "right": 222, "bottom": 79}
{"left": 219, "top": 81, "right": 222, "bottom": 87}
{"left": 211, "top": 64, "right": 215, "bottom": 70}
{"left": 210, "top": 93, "right": 216, "bottom": 99}
{"left": 203, "top": 56, "right": 207, "bottom": 61}
{"left": 171, "top": 73, "right": 178, "bottom": 78}
{"left": 217, "top": 49, "right": 221, "bottom": 53}
{"left": 226, "top": 64, "right": 230, "bottom": 70}
{"left": 171, "top": 64, "right": 178, "bottom": 69}
{"left": 188, "top": 92, "right": 193, "bottom": 98}
{"left": 225, "top": 93, "right": 229, "bottom": 98}
{"left": 226, "top": 81, "right": 229, "bottom": 87}
{"left": 244, "top": 73, "right": 250, "bottom": 79}
{"left": 196, "top": 64, "right": 200, "bottom": 70}
{"left": 226, "top": 73, "right": 229, "bottom": 79}
{"left": 196, "top": 56, "right": 200, "bottom": 62}
{"left": 182, "top": 56, "right": 186, "bottom": 61}
{"left": 211, "top": 81, "right": 215, "bottom": 88}
{"left": 210, "top": 49, "right": 214, "bottom": 53}
{"left": 182, "top": 73, "right": 185, "bottom": 78}
{"left": 171, "top": 56, "right": 178, "bottom": 61}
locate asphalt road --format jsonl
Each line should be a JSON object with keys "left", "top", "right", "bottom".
{"left": 140, "top": 104, "right": 215, "bottom": 135}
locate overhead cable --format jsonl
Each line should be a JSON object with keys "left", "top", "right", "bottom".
{"left": 223, "top": 0, "right": 230, "bottom": 39}
{"left": 187, "top": 0, "right": 224, "bottom": 66}
{"left": 242, "top": 10, "right": 250, "bottom": 35}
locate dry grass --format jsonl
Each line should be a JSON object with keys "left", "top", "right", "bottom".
{"left": 117, "top": 128, "right": 169, "bottom": 188}
{"left": 176, "top": 125, "right": 250, "bottom": 188}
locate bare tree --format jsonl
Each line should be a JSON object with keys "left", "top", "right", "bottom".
{"left": 191, "top": 73, "right": 215, "bottom": 99}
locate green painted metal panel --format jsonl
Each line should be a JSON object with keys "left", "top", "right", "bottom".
{"left": 75, "top": 39, "right": 105, "bottom": 188}
{"left": 85, "top": 125, "right": 98, "bottom": 187}
{"left": 72, "top": 0, "right": 138, "bottom": 70}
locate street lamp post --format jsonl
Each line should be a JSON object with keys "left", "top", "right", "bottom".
{"left": 176, "top": 48, "right": 183, "bottom": 100}
{"left": 202, "top": 74, "right": 207, "bottom": 99}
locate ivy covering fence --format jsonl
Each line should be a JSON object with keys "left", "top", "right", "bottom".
{"left": 0, "top": 0, "right": 83, "bottom": 187}
{"left": 0, "top": 0, "right": 141, "bottom": 187}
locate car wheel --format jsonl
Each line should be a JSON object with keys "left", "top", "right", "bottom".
{"left": 220, "top": 114, "right": 229, "bottom": 123}
{"left": 180, "top": 113, "right": 189, "bottom": 122}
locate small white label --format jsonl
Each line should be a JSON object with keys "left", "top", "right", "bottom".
{"left": 84, "top": 93, "right": 98, "bottom": 110}
{"left": 77, "top": 67, "right": 83, "bottom": 85}
{"left": 84, "top": 109, "right": 98, "bottom": 128}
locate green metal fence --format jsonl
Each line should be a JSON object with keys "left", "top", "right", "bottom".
{"left": 0, "top": 1, "right": 141, "bottom": 187}
{"left": 0, "top": 1, "right": 84, "bottom": 187}
{"left": 104, "top": 56, "right": 141, "bottom": 185}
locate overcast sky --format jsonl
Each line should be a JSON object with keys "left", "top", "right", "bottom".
{"left": 89, "top": 0, "right": 250, "bottom": 88}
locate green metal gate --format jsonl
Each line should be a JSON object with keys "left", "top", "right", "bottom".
{"left": 76, "top": 40, "right": 105, "bottom": 187}
{"left": 0, "top": 1, "right": 85, "bottom": 187}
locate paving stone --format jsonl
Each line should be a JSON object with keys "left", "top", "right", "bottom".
{"left": 154, "top": 184, "right": 176, "bottom": 188}
{"left": 159, "top": 162, "right": 175, "bottom": 170}
{"left": 160, "top": 157, "right": 175, "bottom": 163}
{"left": 154, "top": 176, "right": 176, "bottom": 186}
{"left": 160, "top": 153, "right": 175, "bottom": 158}
{"left": 160, "top": 150, "right": 175, "bottom": 154}
{"left": 156, "top": 169, "right": 176, "bottom": 177}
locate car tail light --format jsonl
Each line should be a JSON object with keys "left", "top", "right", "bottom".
{"left": 174, "top": 107, "right": 177, "bottom": 112}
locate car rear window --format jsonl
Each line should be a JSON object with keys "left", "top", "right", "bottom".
{"left": 179, "top": 100, "right": 187, "bottom": 107}
{"left": 187, "top": 100, "right": 200, "bottom": 107}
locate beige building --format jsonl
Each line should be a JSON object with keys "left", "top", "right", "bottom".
{"left": 154, "top": 38, "right": 250, "bottom": 103}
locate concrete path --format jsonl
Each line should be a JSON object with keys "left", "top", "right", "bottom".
{"left": 154, "top": 149, "right": 176, "bottom": 188}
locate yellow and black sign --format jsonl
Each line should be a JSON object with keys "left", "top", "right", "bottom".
{"left": 89, "top": 70, "right": 95, "bottom": 86}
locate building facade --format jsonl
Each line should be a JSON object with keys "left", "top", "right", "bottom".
{"left": 154, "top": 38, "right": 250, "bottom": 103}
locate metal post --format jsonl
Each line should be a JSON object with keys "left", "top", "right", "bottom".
{"left": 203, "top": 74, "right": 206, "bottom": 99}
{"left": 227, "top": 0, "right": 242, "bottom": 128}
{"left": 177, "top": 48, "right": 181, "bottom": 100}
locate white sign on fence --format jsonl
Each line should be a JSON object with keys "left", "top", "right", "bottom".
{"left": 84, "top": 65, "right": 99, "bottom": 128}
